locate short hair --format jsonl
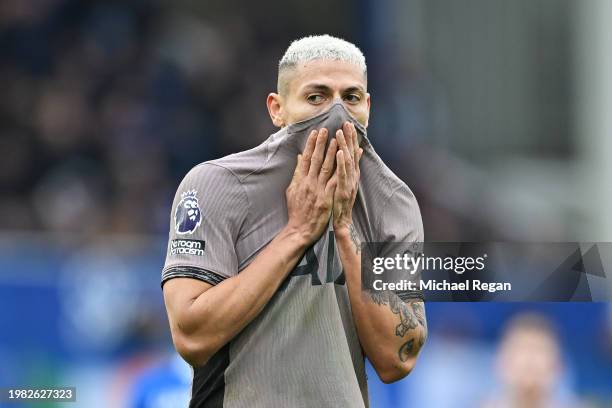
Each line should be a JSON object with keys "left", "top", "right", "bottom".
{"left": 502, "top": 313, "right": 559, "bottom": 343}
{"left": 278, "top": 35, "right": 367, "bottom": 95}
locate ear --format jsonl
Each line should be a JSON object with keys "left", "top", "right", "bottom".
{"left": 267, "top": 93, "right": 285, "bottom": 128}
{"left": 365, "top": 93, "right": 371, "bottom": 128}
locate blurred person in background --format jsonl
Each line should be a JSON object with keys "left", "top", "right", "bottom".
{"left": 161, "top": 35, "right": 427, "bottom": 407}
{"left": 482, "top": 313, "right": 588, "bottom": 408}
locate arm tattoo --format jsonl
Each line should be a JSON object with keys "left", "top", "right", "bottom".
{"left": 398, "top": 339, "right": 414, "bottom": 360}
{"left": 369, "top": 291, "right": 428, "bottom": 362}
{"left": 349, "top": 224, "right": 361, "bottom": 254}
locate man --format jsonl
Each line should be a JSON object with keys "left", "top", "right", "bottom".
{"left": 162, "top": 35, "right": 427, "bottom": 407}
{"left": 482, "top": 313, "right": 586, "bottom": 408}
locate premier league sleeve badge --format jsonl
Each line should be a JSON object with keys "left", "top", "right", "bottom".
{"left": 175, "top": 190, "right": 202, "bottom": 235}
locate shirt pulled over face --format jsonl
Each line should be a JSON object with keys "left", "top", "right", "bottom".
{"left": 283, "top": 101, "right": 367, "bottom": 153}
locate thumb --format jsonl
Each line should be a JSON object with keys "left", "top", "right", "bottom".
{"left": 325, "top": 174, "right": 338, "bottom": 198}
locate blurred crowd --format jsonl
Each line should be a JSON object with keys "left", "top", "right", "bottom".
{"left": 1, "top": 0, "right": 588, "bottom": 242}
{"left": 0, "top": 0, "right": 342, "bottom": 236}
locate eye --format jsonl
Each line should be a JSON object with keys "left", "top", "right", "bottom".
{"left": 306, "top": 94, "right": 325, "bottom": 104}
{"left": 344, "top": 94, "right": 361, "bottom": 103}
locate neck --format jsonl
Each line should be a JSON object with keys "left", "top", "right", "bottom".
{"left": 508, "top": 388, "right": 549, "bottom": 408}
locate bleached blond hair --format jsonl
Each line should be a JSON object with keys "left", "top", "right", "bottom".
{"left": 278, "top": 35, "right": 367, "bottom": 95}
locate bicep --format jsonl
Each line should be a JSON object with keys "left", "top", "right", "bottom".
{"left": 163, "top": 277, "right": 213, "bottom": 334}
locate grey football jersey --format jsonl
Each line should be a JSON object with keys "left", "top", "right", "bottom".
{"left": 162, "top": 104, "right": 423, "bottom": 408}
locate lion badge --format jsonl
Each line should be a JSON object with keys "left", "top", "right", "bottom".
{"left": 175, "top": 190, "right": 202, "bottom": 234}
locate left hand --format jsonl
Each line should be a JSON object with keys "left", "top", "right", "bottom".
{"left": 332, "top": 121, "right": 363, "bottom": 233}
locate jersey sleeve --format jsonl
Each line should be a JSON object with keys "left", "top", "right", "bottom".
{"left": 376, "top": 184, "right": 424, "bottom": 301}
{"left": 161, "top": 163, "right": 249, "bottom": 288}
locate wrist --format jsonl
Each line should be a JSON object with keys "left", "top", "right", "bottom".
{"left": 335, "top": 223, "right": 362, "bottom": 251}
{"left": 334, "top": 225, "right": 352, "bottom": 239}
{"left": 280, "top": 224, "right": 311, "bottom": 249}
{"left": 334, "top": 218, "right": 355, "bottom": 237}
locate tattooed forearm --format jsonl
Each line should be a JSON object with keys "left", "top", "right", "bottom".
{"left": 398, "top": 339, "right": 414, "bottom": 362}
{"left": 399, "top": 330, "right": 428, "bottom": 362}
{"left": 349, "top": 224, "right": 361, "bottom": 254}
{"left": 369, "top": 291, "right": 427, "bottom": 362}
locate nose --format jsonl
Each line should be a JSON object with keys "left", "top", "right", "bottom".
{"left": 331, "top": 97, "right": 344, "bottom": 106}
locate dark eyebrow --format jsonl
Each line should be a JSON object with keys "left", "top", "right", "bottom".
{"left": 302, "top": 83, "right": 333, "bottom": 93}
{"left": 301, "top": 83, "right": 366, "bottom": 95}
{"left": 343, "top": 86, "right": 365, "bottom": 94}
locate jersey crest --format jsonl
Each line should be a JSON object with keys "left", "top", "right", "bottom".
{"left": 175, "top": 190, "right": 202, "bottom": 234}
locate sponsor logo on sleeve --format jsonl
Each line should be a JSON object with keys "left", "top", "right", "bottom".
{"left": 175, "top": 190, "right": 202, "bottom": 234}
{"left": 169, "top": 239, "right": 206, "bottom": 256}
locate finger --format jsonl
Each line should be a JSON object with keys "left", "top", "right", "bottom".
{"left": 301, "top": 130, "right": 318, "bottom": 174}
{"left": 337, "top": 129, "right": 354, "bottom": 179}
{"left": 356, "top": 148, "right": 363, "bottom": 179}
{"left": 319, "top": 138, "right": 337, "bottom": 185}
{"left": 308, "top": 128, "right": 328, "bottom": 176}
{"left": 343, "top": 122, "right": 354, "bottom": 157}
{"left": 337, "top": 150, "right": 348, "bottom": 190}
{"left": 325, "top": 173, "right": 338, "bottom": 199}
{"left": 351, "top": 123, "right": 360, "bottom": 169}
{"left": 336, "top": 130, "right": 351, "bottom": 162}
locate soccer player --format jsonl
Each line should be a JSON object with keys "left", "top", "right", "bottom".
{"left": 482, "top": 313, "right": 586, "bottom": 408}
{"left": 162, "top": 35, "right": 427, "bottom": 407}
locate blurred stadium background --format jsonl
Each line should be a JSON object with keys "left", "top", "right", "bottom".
{"left": 0, "top": 0, "right": 611, "bottom": 406}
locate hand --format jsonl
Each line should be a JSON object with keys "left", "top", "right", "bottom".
{"left": 332, "top": 122, "right": 363, "bottom": 234}
{"left": 285, "top": 129, "right": 338, "bottom": 246}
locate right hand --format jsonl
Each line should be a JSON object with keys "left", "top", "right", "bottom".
{"left": 285, "top": 129, "right": 338, "bottom": 246}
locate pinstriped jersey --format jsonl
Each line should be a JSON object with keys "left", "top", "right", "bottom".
{"left": 162, "top": 104, "right": 423, "bottom": 407}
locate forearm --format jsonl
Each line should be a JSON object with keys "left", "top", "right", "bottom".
{"left": 180, "top": 226, "right": 308, "bottom": 364}
{"left": 336, "top": 226, "right": 427, "bottom": 383}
